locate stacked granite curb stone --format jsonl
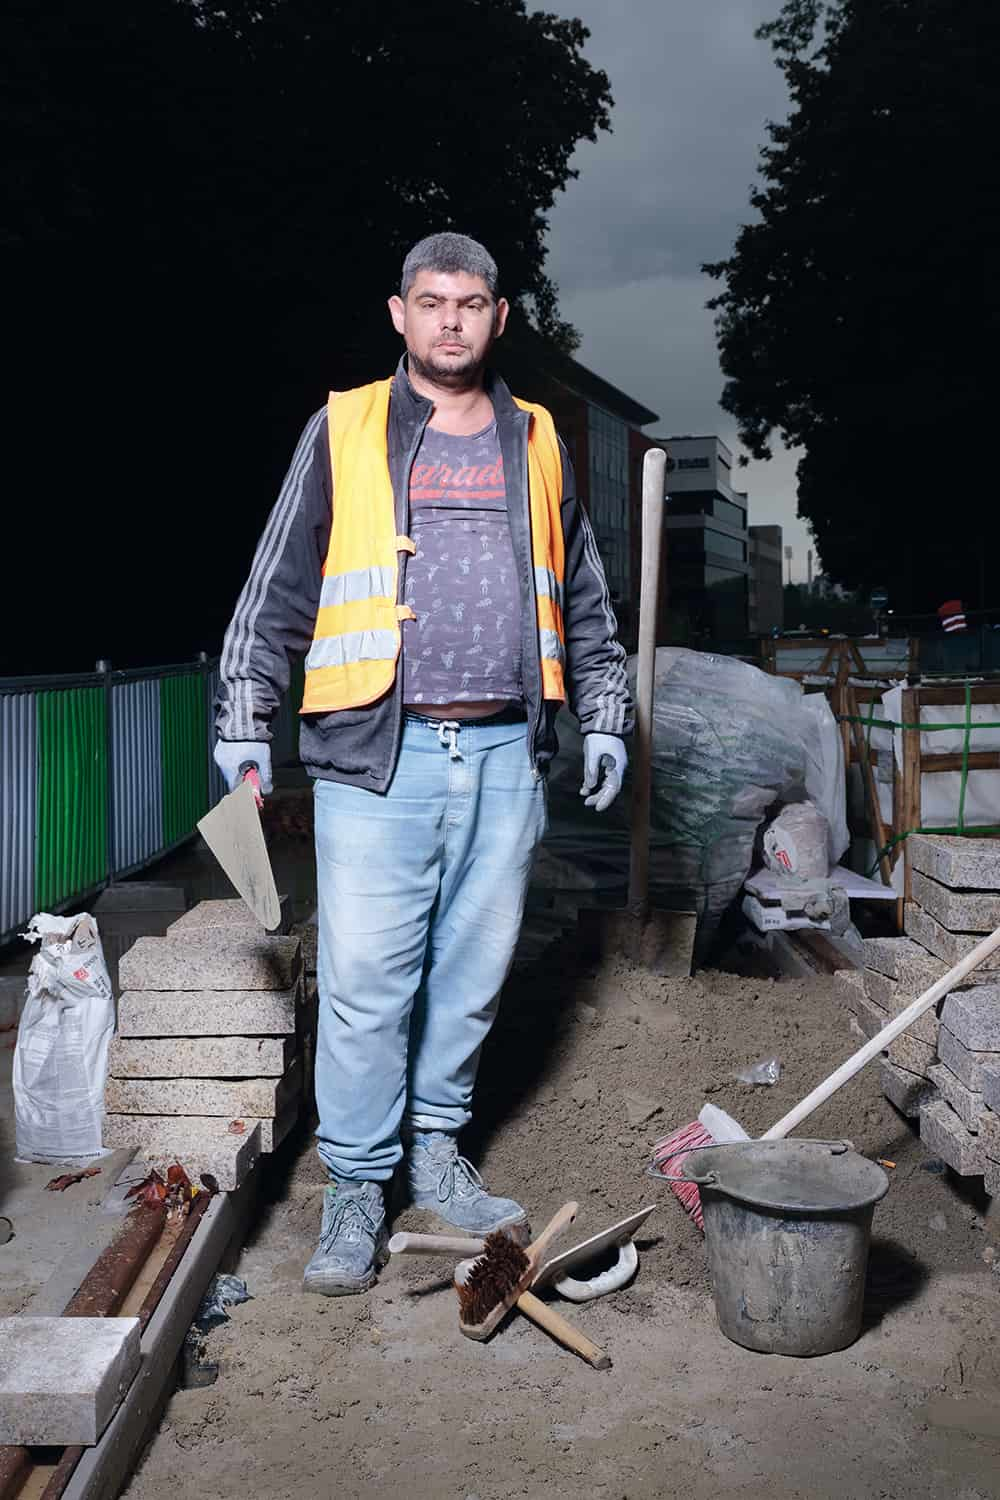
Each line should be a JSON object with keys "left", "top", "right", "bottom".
{"left": 103, "top": 902, "right": 308, "bottom": 1190}
{"left": 834, "top": 834, "right": 1000, "bottom": 1197}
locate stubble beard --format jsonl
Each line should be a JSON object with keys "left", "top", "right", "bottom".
{"left": 408, "top": 342, "right": 491, "bottom": 391}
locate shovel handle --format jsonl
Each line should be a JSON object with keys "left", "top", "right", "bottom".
{"left": 630, "top": 448, "right": 667, "bottom": 911}
{"left": 389, "top": 1231, "right": 486, "bottom": 1257}
{"left": 516, "top": 1291, "right": 611, "bottom": 1370}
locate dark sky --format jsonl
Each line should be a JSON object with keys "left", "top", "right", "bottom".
{"left": 541, "top": 0, "right": 814, "bottom": 576}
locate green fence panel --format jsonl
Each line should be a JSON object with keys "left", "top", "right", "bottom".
{"left": 34, "top": 687, "right": 108, "bottom": 912}
{"left": 160, "top": 673, "right": 209, "bottom": 847}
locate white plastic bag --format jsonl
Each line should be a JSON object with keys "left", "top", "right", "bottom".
{"left": 763, "top": 802, "right": 831, "bottom": 881}
{"left": 14, "top": 912, "right": 115, "bottom": 1163}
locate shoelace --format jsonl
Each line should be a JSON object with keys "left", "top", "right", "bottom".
{"left": 432, "top": 719, "right": 462, "bottom": 760}
{"left": 321, "top": 1192, "right": 380, "bottom": 1249}
{"left": 434, "top": 1153, "right": 484, "bottom": 1203}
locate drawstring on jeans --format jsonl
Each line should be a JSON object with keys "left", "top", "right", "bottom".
{"left": 434, "top": 719, "right": 462, "bottom": 760}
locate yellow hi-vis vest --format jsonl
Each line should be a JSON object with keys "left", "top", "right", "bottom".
{"left": 301, "top": 378, "right": 567, "bottom": 714}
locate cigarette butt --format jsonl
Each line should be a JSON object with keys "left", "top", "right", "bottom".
{"left": 877, "top": 1158, "right": 896, "bottom": 1169}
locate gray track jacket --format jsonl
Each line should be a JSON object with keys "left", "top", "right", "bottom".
{"left": 216, "top": 360, "right": 633, "bottom": 791}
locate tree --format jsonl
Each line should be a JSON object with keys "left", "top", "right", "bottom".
{"left": 2, "top": 1, "right": 611, "bottom": 670}
{"left": 704, "top": 0, "right": 998, "bottom": 615}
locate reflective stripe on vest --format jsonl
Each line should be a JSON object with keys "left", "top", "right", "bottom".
{"left": 301, "top": 381, "right": 566, "bottom": 714}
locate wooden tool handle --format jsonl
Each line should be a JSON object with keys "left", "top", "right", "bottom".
{"left": 516, "top": 1291, "right": 612, "bottom": 1371}
{"left": 763, "top": 921, "right": 1000, "bottom": 1140}
{"left": 526, "top": 1201, "right": 579, "bottom": 1269}
{"left": 388, "top": 1231, "right": 485, "bottom": 1256}
{"left": 629, "top": 447, "right": 667, "bottom": 915}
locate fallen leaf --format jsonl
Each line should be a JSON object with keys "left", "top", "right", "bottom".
{"left": 45, "top": 1166, "right": 102, "bottom": 1192}
{"left": 227, "top": 1120, "right": 247, "bottom": 1135}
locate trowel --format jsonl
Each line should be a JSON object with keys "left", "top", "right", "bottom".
{"left": 196, "top": 775, "right": 282, "bottom": 930}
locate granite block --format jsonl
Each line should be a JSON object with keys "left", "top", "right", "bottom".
{"left": 101, "top": 1117, "right": 262, "bottom": 1190}
{"left": 258, "top": 1100, "right": 299, "bottom": 1153}
{"left": 919, "top": 1098, "right": 983, "bottom": 1176}
{"left": 861, "top": 936, "right": 945, "bottom": 986}
{"left": 887, "top": 1030, "right": 936, "bottom": 1078}
{"left": 0, "top": 1316, "right": 141, "bottom": 1446}
{"left": 863, "top": 968, "right": 940, "bottom": 1045}
{"left": 833, "top": 968, "right": 864, "bottom": 1013}
{"left": 909, "top": 834, "right": 1000, "bottom": 892}
{"left": 117, "top": 982, "right": 302, "bottom": 1037}
{"left": 937, "top": 1027, "right": 992, "bottom": 1092}
{"left": 105, "top": 1059, "right": 299, "bottom": 1119}
{"left": 854, "top": 993, "right": 888, "bottom": 1043}
{"left": 927, "top": 1063, "right": 985, "bottom": 1131}
{"left": 982, "top": 1061, "right": 1000, "bottom": 1114}
{"left": 119, "top": 936, "right": 302, "bottom": 993}
{"left": 939, "top": 987, "right": 1000, "bottom": 1052}
{"left": 904, "top": 903, "right": 1000, "bottom": 971}
{"left": 979, "top": 1107, "right": 1000, "bottom": 1163}
{"left": 107, "top": 1034, "right": 294, "bottom": 1078}
{"left": 984, "top": 1158, "right": 1000, "bottom": 1197}
{"left": 167, "top": 897, "right": 289, "bottom": 937}
{"left": 911, "top": 870, "right": 1000, "bottom": 934}
{"left": 879, "top": 1058, "right": 936, "bottom": 1118}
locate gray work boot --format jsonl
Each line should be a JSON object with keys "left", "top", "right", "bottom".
{"left": 404, "top": 1132, "right": 529, "bottom": 1238}
{"left": 302, "top": 1180, "right": 388, "bottom": 1297}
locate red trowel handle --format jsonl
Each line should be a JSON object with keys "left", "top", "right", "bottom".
{"left": 238, "top": 761, "right": 264, "bottom": 810}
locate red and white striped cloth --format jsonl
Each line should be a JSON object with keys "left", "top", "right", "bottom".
{"left": 938, "top": 599, "right": 967, "bottom": 633}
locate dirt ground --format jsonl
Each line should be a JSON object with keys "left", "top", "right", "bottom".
{"left": 124, "top": 936, "right": 1000, "bottom": 1500}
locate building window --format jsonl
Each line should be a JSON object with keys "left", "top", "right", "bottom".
{"left": 713, "top": 497, "right": 747, "bottom": 529}
{"left": 704, "top": 529, "right": 747, "bottom": 563}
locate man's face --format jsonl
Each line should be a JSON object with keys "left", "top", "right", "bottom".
{"left": 388, "top": 270, "right": 508, "bottom": 386}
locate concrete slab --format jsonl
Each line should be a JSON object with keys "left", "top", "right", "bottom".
{"left": 905, "top": 902, "right": 1000, "bottom": 970}
{"left": 909, "top": 834, "right": 1000, "bottom": 891}
{"left": 105, "top": 1060, "right": 299, "bottom": 1119}
{"left": 937, "top": 1027, "right": 994, "bottom": 1093}
{"left": 100, "top": 1118, "right": 263, "bottom": 1191}
{"left": 919, "top": 1098, "right": 983, "bottom": 1176}
{"left": 119, "top": 936, "right": 301, "bottom": 992}
{"left": 94, "top": 885, "right": 186, "bottom": 913}
{"left": 0, "top": 1316, "right": 141, "bottom": 1446}
{"left": 117, "top": 982, "right": 302, "bottom": 1038}
{"left": 879, "top": 1058, "right": 937, "bottom": 1118}
{"left": 863, "top": 968, "right": 940, "bottom": 1045}
{"left": 107, "top": 1035, "right": 294, "bottom": 1079}
{"left": 927, "top": 1063, "right": 986, "bottom": 1131}
{"left": 940, "top": 987, "right": 1000, "bottom": 1052}
{"left": 166, "top": 897, "right": 289, "bottom": 938}
{"left": 911, "top": 870, "right": 1000, "bottom": 934}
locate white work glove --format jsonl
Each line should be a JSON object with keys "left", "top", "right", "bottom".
{"left": 213, "top": 740, "right": 274, "bottom": 798}
{"left": 580, "top": 734, "right": 627, "bottom": 814}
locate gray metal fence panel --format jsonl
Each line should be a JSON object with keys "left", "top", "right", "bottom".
{"left": 112, "top": 678, "right": 163, "bottom": 873}
{"left": 0, "top": 691, "right": 36, "bottom": 940}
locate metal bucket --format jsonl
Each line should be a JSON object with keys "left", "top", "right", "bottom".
{"left": 683, "top": 1139, "right": 889, "bottom": 1357}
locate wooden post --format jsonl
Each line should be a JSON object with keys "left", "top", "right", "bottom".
{"left": 898, "top": 686, "right": 922, "bottom": 933}
{"left": 848, "top": 683, "right": 893, "bottom": 891}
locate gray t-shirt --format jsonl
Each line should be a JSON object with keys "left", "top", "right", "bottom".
{"left": 401, "top": 420, "right": 523, "bottom": 706}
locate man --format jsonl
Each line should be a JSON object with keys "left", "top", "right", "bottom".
{"left": 214, "top": 233, "right": 632, "bottom": 1296}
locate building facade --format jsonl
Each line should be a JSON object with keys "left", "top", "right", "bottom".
{"left": 655, "top": 435, "right": 752, "bottom": 641}
{"left": 748, "top": 525, "right": 784, "bottom": 635}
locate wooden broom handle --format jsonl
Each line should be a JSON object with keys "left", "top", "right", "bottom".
{"left": 629, "top": 447, "right": 667, "bottom": 916}
{"left": 388, "top": 1231, "right": 485, "bottom": 1256}
{"left": 516, "top": 1291, "right": 612, "bottom": 1370}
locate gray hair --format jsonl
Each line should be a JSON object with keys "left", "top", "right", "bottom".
{"left": 400, "top": 233, "right": 498, "bottom": 299}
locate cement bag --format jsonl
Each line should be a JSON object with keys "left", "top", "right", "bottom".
{"left": 798, "top": 693, "right": 849, "bottom": 862}
{"left": 763, "top": 802, "right": 830, "bottom": 881}
{"left": 14, "top": 913, "right": 114, "bottom": 1163}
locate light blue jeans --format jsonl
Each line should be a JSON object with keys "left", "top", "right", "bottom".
{"left": 313, "top": 713, "right": 546, "bottom": 1182}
